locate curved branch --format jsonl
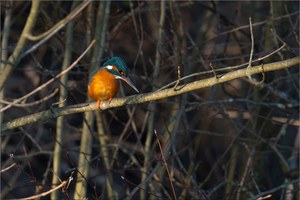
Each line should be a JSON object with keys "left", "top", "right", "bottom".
{"left": 0, "top": 0, "right": 40, "bottom": 90}
{"left": 1, "top": 56, "right": 299, "bottom": 132}
{"left": 0, "top": 88, "right": 58, "bottom": 107}
{"left": 22, "top": 0, "right": 92, "bottom": 58}
{"left": 0, "top": 39, "right": 96, "bottom": 112}
{"left": 25, "top": 0, "right": 91, "bottom": 41}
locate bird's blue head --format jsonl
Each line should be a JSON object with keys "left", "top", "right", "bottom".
{"left": 103, "top": 57, "right": 129, "bottom": 75}
{"left": 103, "top": 57, "right": 139, "bottom": 93}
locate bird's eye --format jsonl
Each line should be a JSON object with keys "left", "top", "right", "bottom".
{"left": 119, "top": 70, "right": 126, "bottom": 77}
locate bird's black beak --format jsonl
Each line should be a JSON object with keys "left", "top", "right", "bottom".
{"left": 117, "top": 76, "right": 139, "bottom": 93}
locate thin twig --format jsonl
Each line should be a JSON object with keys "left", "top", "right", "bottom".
{"left": 0, "top": 40, "right": 96, "bottom": 113}
{"left": 0, "top": 88, "right": 58, "bottom": 107}
{"left": 205, "top": 11, "right": 299, "bottom": 43}
{"left": 22, "top": 0, "right": 92, "bottom": 57}
{"left": 154, "top": 130, "right": 177, "bottom": 200}
{"left": 0, "top": 162, "right": 16, "bottom": 173}
{"left": 246, "top": 17, "right": 265, "bottom": 85}
{"left": 236, "top": 147, "right": 255, "bottom": 200}
{"left": 140, "top": 1, "right": 166, "bottom": 199}
{"left": 249, "top": 179, "right": 299, "bottom": 200}
{"left": 247, "top": 17, "right": 254, "bottom": 68}
{"left": 74, "top": 1, "right": 111, "bottom": 199}
{"left": 209, "top": 62, "right": 218, "bottom": 78}
{"left": 0, "top": 0, "right": 40, "bottom": 90}
{"left": 174, "top": 65, "right": 181, "bottom": 90}
{"left": 10, "top": 176, "right": 73, "bottom": 200}
{"left": 1, "top": 0, "right": 13, "bottom": 126}
{"left": 256, "top": 194, "right": 272, "bottom": 200}
{"left": 160, "top": 43, "right": 286, "bottom": 91}
{"left": 121, "top": 176, "right": 166, "bottom": 199}
{"left": 51, "top": 2, "right": 79, "bottom": 199}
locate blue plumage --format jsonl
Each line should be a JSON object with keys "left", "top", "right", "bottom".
{"left": 103, "top": 57, "right": 129, "bottom": 74}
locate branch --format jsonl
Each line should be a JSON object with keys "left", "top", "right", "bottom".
{"left": 0, "top": 88, "right": 59, "bottom": 107}
{"left": 22, "top": 0, "right": 92, "bottom": 58}
{"left": 0, "top": 39, "right": 96, "bottom": 112}
{"left": 9, "top": 175, "right": 73, "bottom": 200}
{"left": 154, "top": 130, "right": 177, "bottom": 200}
{"left": 1, "top": 56, "right": 299, "bottom": 132}
{"left": 141, "top": 1, "right": 166, "bottom": 199}
{"left": 25, "top": 0, "right": 91, "bottom": 41}
{"left": 51, "top": 1, "right": 79, "bottom": 199}
{"left": 0, "top": 0, "right": 40, "bottom": 90}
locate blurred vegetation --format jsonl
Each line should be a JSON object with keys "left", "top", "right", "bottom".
{"left": 0, "top": 1, "right": 299, "bottom": 200}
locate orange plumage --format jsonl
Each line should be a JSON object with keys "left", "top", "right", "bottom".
{"left": 88, "top": 57, "right": 139, "bottom": 109}
{"left": 88, "top": 69, "right": 120, "bottom": 108}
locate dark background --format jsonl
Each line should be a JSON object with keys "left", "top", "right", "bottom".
{"left": 1, "top": 1, "right": 299, "bottom": 199}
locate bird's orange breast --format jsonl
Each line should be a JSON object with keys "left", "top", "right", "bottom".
{"left": 88, "top": 69, "right": 120, "bottom": 101}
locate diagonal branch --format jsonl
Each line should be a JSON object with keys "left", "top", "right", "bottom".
{"left": 0, "top": 1, "right": 40, "bottom": 90}
{"left": 22, "top": 0, "right": 92, "bottom": 58}
{"left": 1, "top": 56, "right": 299, "bottom": 132}
{"left": 0, "top": 40, "right": 96, "bottom": 112}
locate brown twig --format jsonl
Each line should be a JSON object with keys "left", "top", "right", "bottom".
{"left": 174, "top": 65, "right": 181, "bottom": 90}
{"left": 246, "top": 17, "right": 265, "bottom": 85}
{"left": 154, "top": 129, "right": 177, "bottom": 200}
{"left": 256, "top": 194, "right": 272, "bottom": 200}
{"left": 22, "top": 0, "right": 92, "bottom": 57}
{"left": 121, "top": 176, "right": 167, "bottom": 199}
{"left": 205, "top": 11, "right": 299, "bottom": 43}
{"left": 140, "top": 1, "right": 166, "bottom": 199}
{"left": 0, "top": 39, "right": 96, "bottom": 112}
{"left": 209, "top": 62, "right": 217, "bottom": 78}
{"left": 236, "top": 147, "right": 255, "bottom": 200}
{"left": 160, "top": 43, "right": 286, "bottom": 91}
{"left": 0, "top": 1, "right": 40, "bottom": 90}
{"left": 11, "top": 175, "right": 73, "bottom": 200}
{"left": 251, "top": 179, "right": 299, "bottom": 200}
{"left": 51, "top": 2, "right": 79, "bottom": 199}
{"left": 0, "top": 162, "right": 16, "bottom": 173}
{"left": 0, "top": 88, "right": 58, "bottom": 107}
{"left": 74, "top": 1, "right": 111, "bottom": 199}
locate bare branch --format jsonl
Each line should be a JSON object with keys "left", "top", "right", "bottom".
{"left": 0, "top": 40, "right": 96, "bottom": 112}
{"left": 0, "top": 1, "right": 40, "bottom": 90}
{"left": 2, "top": 56, "right": 299, "bottom": 133}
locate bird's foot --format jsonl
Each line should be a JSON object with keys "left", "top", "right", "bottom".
{"left": 97, "top": 100, "right": 101, "bottom": 109}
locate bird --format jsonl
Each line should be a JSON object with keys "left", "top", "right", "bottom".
{"left": 88, "top": 57, "right": 139, "bottom": 109}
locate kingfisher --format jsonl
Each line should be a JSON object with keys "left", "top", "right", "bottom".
{"left": 88, "top": 57, "right": 139, "bottom": 108}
